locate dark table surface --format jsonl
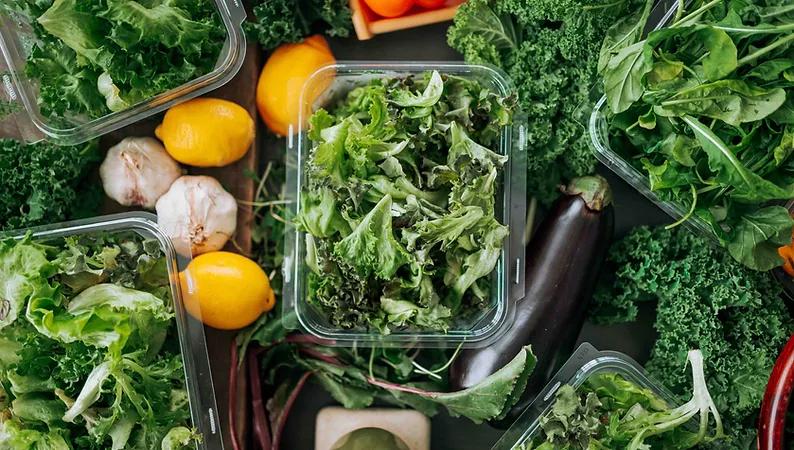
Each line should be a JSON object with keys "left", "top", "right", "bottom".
{"left": 264, "top": 22, "right": 673, "bottom": 450}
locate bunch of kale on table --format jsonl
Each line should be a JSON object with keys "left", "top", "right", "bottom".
{"left": 0, "top": 232, "right": 195, "bottom": 449}
{"left": 598, "top": 0, "right": 794, "bottom": 271}
{"left": 591, "top": 225, "right": 794, "bottom": 450}
{"left": 0, "top": 139, "right": 101, "bottom": 231}
{"left": 245, "top": 0, "right": 352, "bottom": 51}
{"left": 4, "top": 0, "right": 225, "bottom": 120}
{"left": 298, "top": 70, "right": 515, "bottom": 334}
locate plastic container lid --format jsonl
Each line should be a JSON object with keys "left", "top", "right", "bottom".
{"left": 3, "top": 212, "right": 223, "bottom": 449}
{"left": 283, "top": 62, "right": 528, "bottom": 348}
{"left": 0, "top": 0, "right": 246, "bottom": 145}
{"left": 492, "top": 343, "right": 679, "bottom": 450}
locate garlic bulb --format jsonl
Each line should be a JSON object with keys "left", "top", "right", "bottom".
{"left": 156, "top": 176, "right": 238, "bottom": 256}
{"left": 100, "top": 137, "right": 181, "bottom": 209}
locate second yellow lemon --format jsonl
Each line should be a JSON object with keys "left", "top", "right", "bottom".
{"left": 156, "top": 98, "right": 254, "bottom": 167}
{"left": 180, "top": 251, "right": 275, "bottom": 330}
{"left": 257, "top": 35, "right": 335, "bottom": 136}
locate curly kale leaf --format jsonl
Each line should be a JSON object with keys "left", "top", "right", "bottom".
{"left": 591, "top": 226, "right": 794, "bottom": 449}
{"left": 0, "top": 139, "right": 101, "bottom": 231}
{"left": 448, "top": 0, "right": 639, "bottom": 203}
{"left": 245, "top": 0, "right": 352, "bottom": 51}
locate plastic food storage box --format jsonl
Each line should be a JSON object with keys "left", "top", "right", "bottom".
{"left": 5, "top": 212, "right": 223, "bottom": 449}
{"left": 492, "top": 343, "right": 679, "bottom": 450}
{"left": 588, "top": 0, "right": 717, "bottom": 239}
{"left": 283, "top": 62, "right": 528, "bottom": 348}
{"left": 0, "top": 0, "right": 246, "bottom": 145}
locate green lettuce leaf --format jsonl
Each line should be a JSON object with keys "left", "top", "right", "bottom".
{"left": 333, "top": 195, "right": 411, "bottom": 280}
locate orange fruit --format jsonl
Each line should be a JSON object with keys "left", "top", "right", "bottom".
{"left": 155, "top": 98, "right": 254, "bottom": 167}
{"left": 256, "top": 35, "right": 335, "bottom": 136}
{"left": 363, "top": 0, "right": 415, "bottom": 17}
{"left": 179, "top": 252, "right": 275, "bottom": 330}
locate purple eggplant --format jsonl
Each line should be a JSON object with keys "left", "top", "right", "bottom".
{"left": 448, "top": 175, "right": 614, "bottom": 425}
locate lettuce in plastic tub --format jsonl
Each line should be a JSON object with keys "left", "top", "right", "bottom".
{"left": 0, "top": 213, "right": 221, "bottom": 450}
{"left": 494, "top": 344, "right": 725, "bottom": 450}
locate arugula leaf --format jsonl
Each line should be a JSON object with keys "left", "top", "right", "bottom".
{"left": 695, "top": 28, "right": 738, "bottom": 81}
{"left": 726, "top": 206, "right": 794, "bottom": 271}
{"left": 604, "top": 41, "right": 654, "bottom": 114}
{"left": 658, "top": 81, "right": 786, "bottom": 127}
{"left": 597, "top": 0, "right": 654, "bottom": 75}
{"left": 598, "top": 0, "right": 794, "bottom": 271}
{"left": 683, "top": 115, "right": 793, "bottom": 203}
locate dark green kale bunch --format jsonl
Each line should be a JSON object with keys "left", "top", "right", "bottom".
{"left": 245, "top": 0, "right": 352, "bottom": 51}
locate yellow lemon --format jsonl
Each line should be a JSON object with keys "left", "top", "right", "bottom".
{"left": 257, "top": 35, "right": 335, "bottom": 136}
{"left": 155, "top": 98, "right": 254, "bottom": 167}
{"left": 179, "top": 251, "right": 275, "bottom": 330}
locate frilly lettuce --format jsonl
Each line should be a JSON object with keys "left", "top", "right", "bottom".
{"left": 300, "top": 70, "right": 513, "bottom": 332}
{"left": 11, "top": 0, "right": 225, "bottom": 119}
{"left": 0, "top": 233, "right": 193, "bottom": 449}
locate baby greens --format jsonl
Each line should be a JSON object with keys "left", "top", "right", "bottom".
{"left": 599, "top": 0, "right": 794, "bottom": 271}
{"left": 518, "top": 351, "right": 724, "bottom": 450}
{"left": 0, "top": 233, "right": 194, "bottom": 449}
{"left": 299, "top": 71, "right": 514, "bottom": 333}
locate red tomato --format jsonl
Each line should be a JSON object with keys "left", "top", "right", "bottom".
{"left": 415, "top": 0, "right": 445, "bottom": 8}
{"left": 363, "top": 0, "right": 415, "bottom": 18}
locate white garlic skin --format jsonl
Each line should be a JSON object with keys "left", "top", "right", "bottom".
{"left": 156, "top": 175, "right": 238, "bottom": 256}
{"left": 100, "top": 137, "right": 181, "bottom": 209}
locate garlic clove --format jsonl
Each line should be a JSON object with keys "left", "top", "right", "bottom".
{"left": 156, "top": 175, "right": 238, "bottom": 256}
{"left": 100, "top": 137, "right": 182, "bottom": 209}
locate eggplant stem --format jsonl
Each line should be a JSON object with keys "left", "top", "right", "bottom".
{"left": 561, "top": 175, "right": 613, "bottom": 211}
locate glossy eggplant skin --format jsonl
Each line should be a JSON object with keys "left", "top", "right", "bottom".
{"left": 448, "top": 176, "right": 614, "bottom": 427}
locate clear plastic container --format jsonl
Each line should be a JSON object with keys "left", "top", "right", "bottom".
{"left": 0, "top": 0, "right": 246, "bottom": 145}
{"left": 4, "top": 212, "right": 223, "bottom": 449}
{"left": 589, "top": 96, "right": 716, "bottom": 239}
{"left": 283, "top": 62, "right": 528, "bottom": 348}
{"left": 587, "top": 0, "right": 717, "bottom": 240}
{"left": 492, "top": 343, "right": 679, "bottom": 450}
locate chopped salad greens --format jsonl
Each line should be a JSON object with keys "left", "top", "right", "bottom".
{"left": 298, "top": 70, "right": 514, "bottom": 334}
{"left": 4, "top": 0, "right": 225, "bottom": 120}
{"left": 0, "top": 232, "right": 195, "bottom": 450}
{"left": 598, "top": 0, "right": 794, "bottom": 271}
{"left": 516, "top": 351, "right": 723, "bottom": 450}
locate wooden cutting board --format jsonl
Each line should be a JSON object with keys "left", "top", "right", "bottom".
{"left": 100, "top": 38, "right": 262, "bottom": 450}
